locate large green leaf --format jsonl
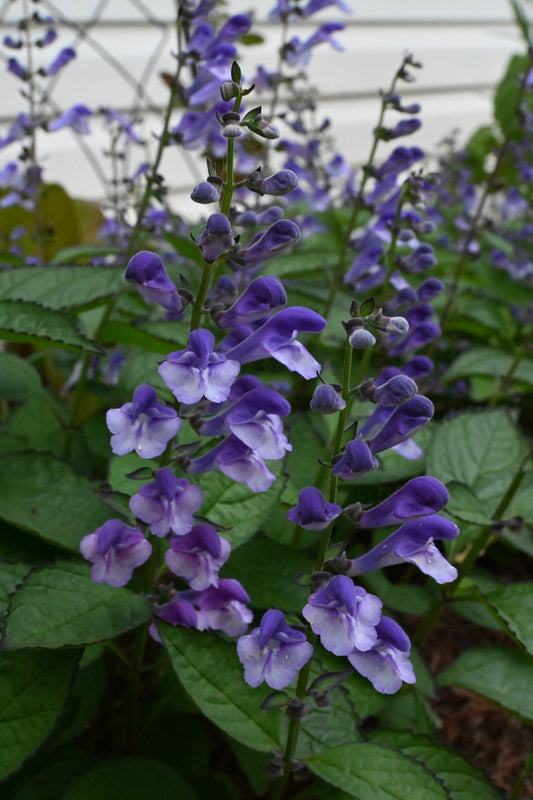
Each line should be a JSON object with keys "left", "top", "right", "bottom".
{"left": 0, "top": 352, "right": 43, "bottom": 400}
{"left": 0, "top": 452, "right": 111, "bottom": 551}
{"left": 370, "top": 731, "right": 501, "bottom": 800}
{"left": 426, "top": 410, "right": 526, "bottom": 513}
{"left": 0, "top": 300, "right": 100, "bottom": 352}
{"left": 494, "top": 54, "right": 529, "bottom": 136}
{"left": 445, "top": 348, "right": 533, "bottom": 387}
{"left": 2, "top": 561, "right": 151, "bottom": 649}
{"left": 438, "top": 645, "right": 533, "bottom": 723}
{"left": 161, "top": 625, "right": 281, "bottom": 752}
{"left": 0, "top": 648, "right": 81, "bottom": 781}
{"left": 306, "top": 742, "right": 450, "bottom": 799}
{"left": 61, "top": 757, "right": 198, "bottom": 800}
{"left": 0, "top": 266, "right": 125, "bottom": 311}
{"left": 485, "top": 583, "right": 533, "bottom": 656}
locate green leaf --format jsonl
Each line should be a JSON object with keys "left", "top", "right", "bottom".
{"left": 0, "top": 452, "right": 111, "bottom": 551}
{"left": 426, "top": 410, "right": 526, "bottom": 514}
{"left": 162, "top": 233, "right": 204, "bottom": 265}
{"left": 438, "top": 645, "right": 533, "bottom": 723}
{"left": 306, "top": 742, "right": 450, "bottom": 799}
{"left": 0, "top": 352, "right": 43, "bottom": 400}
{"left": 445, "top": 348, "right": 533, "bottom": 387}
{"left": 494, "top": 54, "right": 529, "bottom": 135}
{"left": 486, "top": 583, "right": 533, "bottom": 655}
{"left": 161, "top": 625, "right": 281, "bottom": 752}
{"left": 370, "top": 731, "right": 502, "bottom": 800}
{"left": 196, "top": 466, "right": 283, "bottom": 550}
{"left": 51, "top": 244, "right": 121, "bottom": 264}
{"left": 62, "top": 756, "right": 198, "bottom": 800}
{"left": 0, "top": 561, "right": 32, "bottom": 618}
{"left": 0, "top": 648, "right": 81, "bottom": 781}
{"left": 225, "top": 534, "right": 311, "bottom": 611}
{"left": 445, "top": 482, "right": 494, "bottom": 527}
{"left": 511, "top": 0, "right": 532, "bottom": 46}
{"left": 98, "top": 320, "right": 181, "bottom": 352}
{"left": 0, "top": 300, "right": 100, "bottom": 352}
{"left": 0, "top": 266, "right": 125, "bottom": 311}
{"left": 2, "top": 561, "right": 151, "bottom": 649}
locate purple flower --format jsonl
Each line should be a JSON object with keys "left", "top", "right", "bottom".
{"left": 187, "top": 435, "right": 276, "bottom": 493}
{"left": 385, "top": 118, "right": 422, "bottom": 140}
{"left": 225, "top": 307, "right": 326, "bottom": 379}
{"left": 80, "top": 519, "right": 152, "bottom": 588}
{"left": 125, "top": 250, "right": 184, "bottom": 314}
{"left": 371, "top": 375, "right": 418, "bottom": 407}
{"left": 195, "top": 213, "right": 234, "bottom": 262}
{"left": 285, "top": 22, "right": 345, "bottom": 67}
{"left": 7, "top": 57, "right": 28, "bottom": 80}
{"left": 154, "top": 594, "right": 198, "bottom": 629}
{"left": 373, "top": 146, "right": 424, "bottom": 182}
{"left": 237, "top": 609, "right": 313, "bottom": 689}
{"left": 254, "top": 169, "right": 299, "bottom": 196}
{"left": 303, "top": 0, "right": 352, "bottom": 15}
{"left": 48, "top": 104, "right": 92, "bottom": 134}
{"left": 365, "top": 395, "right": 434, "bottom": 453}
{"left": 129, "top": 469, "right": 204, "bottom": 537}
{"left": 348, "top": 616, "right": 416, "bottom": 694}
{"left": 215, "top": 277, "right": 287, "bottom": 329}
{"left": 36, "top": 28, "right": 57, "bottom": 48}
{"left": 165, "top": 524, "right": 231, "bottom": 590}
{"left": 358, "top": 477, "right": 449, "bottom": 528}
{"left": 287, "top": 487, "right": 342, "bottom": 531}
{"left": 195, "top": 578, "right": 253, "bottom": 636}
{"left": 159, "top": 329, "right": 240, "bottom": 404}
{"left": 103, "top": 108, "right": 142, "bottom": 142}
{"left": 346, "top": 515, "right": 460, "bottom": 584}
{"left": 310, "top": 384, "right": 346, "bottom": 414}
{"left": 238, "top": 220, "right": 300, "bottom": 265}
{"left": 191, "top": 180, "right": 220, "bottom": 204}
{"left": 332, "top": 438, "right": 379, "bottom": 481}
{"left": 303, "top": 575, "right": 382, "bottom": 655}
{"left": 106, "top": 385, "right": 181, "bottom": 459}
{"left": 44, "top": 46, "right": 76, "bottom": 76}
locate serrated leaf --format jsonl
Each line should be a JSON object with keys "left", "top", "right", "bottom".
{"left": 0, "top": 452, "right": 111, "bottom": 551}
{"left": 0, "top": 648, "right": 81, "bottom": 781}
{"left": 0, "top": 561, "right": 31, "bottom": 618}
{"left": 486, "top": 583, "right": 533, "bottom": 655}
{"left": 438, "top": 645, "right": 533, "bottom": 723}
{"left": 426, "top": 410, "right": 526, "bottom": 514}
{"left": 445, "top": 482, "right": 494, "bottom": 527}
{"left": 445, "top": 348, "right": 533, "bottom": 387}
{"left": 161, "top": 625, "right": 281, "bottom": 752}
{"left": 98, "top": 320, "right": 181, "bottom": 352}
{"left": 196, "top": 466, "right": 283, "bottom": 550}
{"left": 0, "top": 352, "right": 43, "bottom": 400}
{"left": 307, "top": 742, "right": 450, "bottom": 799}
{"left": 0, "top": 299, "right": 100, "bottom": 352}
{"left": 61, "top": 756, "right": 198, "bottom": 800}
{"left": 51, "top": 244, "right": 121, "bottom": 264}
{"left": 2, "top": 561, "right": 151, "bottom": 649}
{"left": 0, "top": 265, "right": 125, "bottom": 310}
{"left": 370, "top": 731, "right": 502, "bottom": 800}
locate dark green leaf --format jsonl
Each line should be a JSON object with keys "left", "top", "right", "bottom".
{"left": 0, "top": 266, "right": 125, "bottom": 311}
{"left": 51, "top": 245, "right": 121, "bottom": 264}
{"left": 0, "top": 648, "right": 81, "bottom": 781}
{"left": 0, "top": 352, "right": 43, "bottom": 400}
{"left": 445, "top": 348, "right": 533, "bottom": 387}
{"left": 0, "top": 300, "right": 100, "bottom": 352}
{"left": 2, "top": 561, "right": 151, "bottom": 649}
{"left": 161, "top": 625, "right": 281, "bottom": 752}
{"left": 61, "top": 757, "right": 198, "bottom": 800}
{"left": 494, "top": 54, "right": 529, "bottom": 135}
{"left": 486, "top": 583, "right": 533, "bottom": 655}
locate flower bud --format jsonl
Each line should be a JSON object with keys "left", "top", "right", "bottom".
{"left": 310, "top": 384, "right": 346, "bottom": 414}
{"left": 191, "top": 180, "right": 220, "bottom": 204}
{"left": 222, "top": 123, "right": 244, "bottom": 139}
{"left": 220, "top": 80, "right": 240, "bottom": 101}
{"left": 384, "top": 316, "right": 409, "bottom": 335}
{"left": 349, "top": 328, "right": 376, "bottom": 349}
{"left": 259, "top": 169, "right": 299, "bottom": 196}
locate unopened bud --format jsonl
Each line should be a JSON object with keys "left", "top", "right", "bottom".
{"left": 219, "top": 80, "right": 240, "bottom": 102}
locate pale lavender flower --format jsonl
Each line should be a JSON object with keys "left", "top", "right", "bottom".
{"left": 195, "top": 578, "right": 253, "bottom": 636}
{"left": 187, "top": 435, "right": 276, "bottom": 493}
{"left": 129, "top": 468, "right": 204, "bottom": 537}
{"left": 48, "top": 104, "right": 92, "bottom": 134}
{"left": 287, "top": 487, "right": 342, "bottom": 531}
{"left": 159, "top": 329, "right": 240, "bottom": 404}
{"left": 285, "top": 22, "right": 345, "bottom": 68}
{"left": 348, "top": 616, "right": 416, "bottom": 694}
{"left": 80, "top": 519, "right": 151, "bottom": 588}
{"left": 165, "top": 524, "right": 231, "bottom": 590}
{"left": 303, "top": 575, "right": 382, "bottom": 655}
{"left": 237, "top": 609, "right": 313, "bottom": 689}
{"left": 106, "top": 385, "right": 181, "bottom": 459}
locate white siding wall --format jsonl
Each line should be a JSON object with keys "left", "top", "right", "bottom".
{"left": 0, "top": 0, "right": 524, "bottom": 215}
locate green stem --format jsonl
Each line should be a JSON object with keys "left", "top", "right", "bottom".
{"left": 220, "top": 94, "right": 243, "bottom": 217}
{"left": 189, "top": 258, "right": 214, "bottom": 331}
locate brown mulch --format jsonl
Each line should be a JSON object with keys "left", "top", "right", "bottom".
{"left": 421, "top": 609, "right": 533, "bottom": 798}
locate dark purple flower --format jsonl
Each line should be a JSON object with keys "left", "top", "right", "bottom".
{"left": 36, "top": 28, "right": 57, "bottom": 48}
{"left": 7, "top": 57, "right": 28, "bottom": 80}
{"left": 44, "top": 46, "right": 76, "bottom": 76}
{"left": 129, "top": 468, "right": 204, "bottom": 537}
{"left": 191, "top": 180, "right": 220, "bottom": 204}
{"left": 348, "top": 616, "right": 416, "bottom": 694}
{"left": 225, "top": 307, "right": 326, "bottom": 379}
{"left": 195, "top": 578, "right": 253, "bottom": 636}
{"left": 346, "top": 515, "right": 459, "bottom": 584}
{"left": 195, "top": 213, "right": 235, "bottom": 262}
{"left": 332, "top": 438, "right": 379, "bottom": 481}
{"left": 310, "top": 384, "right": 346, "bottom": 414}
{"left": 255, "top": 169, "right": 299, "bottom": 196}
{"left": 165, "top": 524, "right": 231, "bottom": 590}
{"left": 187, "top": 435, "right": 276, "bottom": 493}
{"left": 215, "top": 276, "right": 287, "bottom": 329}
{"left": 154, "top": 594, "right": 198, "bottom": 629}
{"left": 373, "top": 146, "right": 424, "bottom": 182}
{"left": 287, "top": 487, "right": 342, "bottom": 531}
{"left": 48, "top": 104, "right": 92, "bottom": 134}
{"left": 125, "top": 250, "right": 184, "bottom": 314}
{"left": 358, "top": 477, "right": 449, "bottom": 528}
{"left": 239, "top": 220, "right": 300, "bottom": 265}
{"left": 106, "top": 385, "right": 181, "bottom": 459}
{"left": 3, "top": 35, "right": 22, "bottom": 49}
{"left": 371, "top": 375, "right": 418, "bottom": 407}
{"left": 159, "top": 329, "right": 240, "bottom": 404}
{"left": 386, "top": 118, "right": 422, "bottom": 139}
{"left": 366, "top": 395, "right": 434, "bottom": 454}
{"left": 237, "top": 609, "right": 313, "bottom": 689}
{"left": 303, "top": 575, "right": 382, "bottom": 655}
{"left": 80, "top": 519, "right": 151, "bottom": 588}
